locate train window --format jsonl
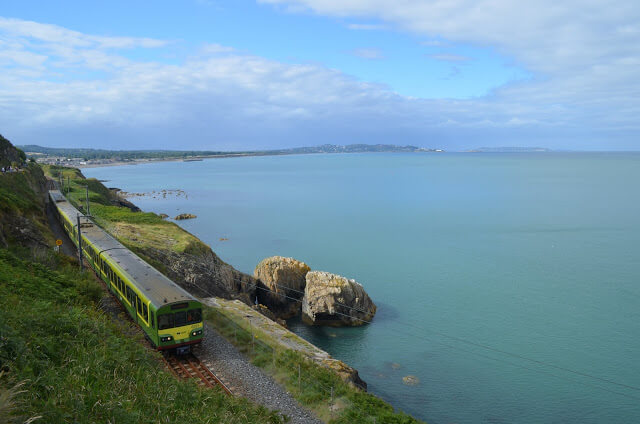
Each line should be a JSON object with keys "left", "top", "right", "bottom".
{"left": 136, "top": 297, "right": 142, "bottom": 314}
{"left": 158, "top": 314, "right": 173, "bottom": 330}
{"left": 142, "top": 304, "right": 148, "bottom": 322}
{"left": 187, "top": 309, "right": 202, "bottom": 324}
{"left": 174, "top": 311, "right": 187, "bottom": 327}
{"left": 151, "top": 312, "right": 155, "bottom": 329}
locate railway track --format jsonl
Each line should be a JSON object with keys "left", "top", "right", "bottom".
{"left": 162, "top": 352, "right": 233, "bottom": 395}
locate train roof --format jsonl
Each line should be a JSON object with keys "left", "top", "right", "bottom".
{"left": 49, "top": 190, "right": 196, "bottom": 308}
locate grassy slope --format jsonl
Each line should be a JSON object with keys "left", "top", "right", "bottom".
{"left": 1, "top": 162, "right": 282, "bottom": 423}
{"left": 0, "top": 249, "right": 284, "bottom": 424}
{"left": 42, "top": 164, "right": 209, "bottom": 255}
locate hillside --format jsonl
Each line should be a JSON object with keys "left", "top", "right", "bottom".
{"left": 0, "top": 134, "right": 27, "bottom": 168}
{"left": 0, "top": 136, "right": 284, "bottom": 423}
{"left": 0, "top": 140, "right": 52, "bottom": 249}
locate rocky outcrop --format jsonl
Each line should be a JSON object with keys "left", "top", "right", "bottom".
{"left": 321, "top": 359, "right": 367, "bottom": 390}
{"left": 137, "top": 246, "right": 256, "bottom": 305}
{"left": 252, "top": 304, "right": 287, "bottom": 328}
{"left": 175, "top": 213, "right": 196, "bottom": 220}
{"left": 0, "top": 134, "right": 26, "bottom": 168}
{"left": 254, "top": 256, "right": 310, "bottom": 318}
{"left": 302, "top": 271, "right": 376, "bottom": 326}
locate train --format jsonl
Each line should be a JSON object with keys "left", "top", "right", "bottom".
{"left": 49, "top": 189, "right": 203, "bottom": 353}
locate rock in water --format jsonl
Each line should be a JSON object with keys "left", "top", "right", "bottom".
{"left": 302, "top": 271, "right": 376, "bottom": 326}
{"left": 402, "top": 375, "right": 420, "bottom": 386}
{"left": 174, "top": 213, "right": 197, "bottom": 220}
{"left": 254, "top": 256, "right": 310, "bottom": 318}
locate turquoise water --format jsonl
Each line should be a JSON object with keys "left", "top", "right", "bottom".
{"left": 85, "top": 153, "right": 640, "bottom": 423}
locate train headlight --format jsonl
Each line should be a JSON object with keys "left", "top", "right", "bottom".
{"left": 191, "top": 329, "right": 203, "bottom": 337}
{"left": 160, "top": 336, "right": 173, "bottom": 342}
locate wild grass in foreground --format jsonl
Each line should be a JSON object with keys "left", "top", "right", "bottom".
{"left": 0, "top": 249, "right": 285, "bottom": 424}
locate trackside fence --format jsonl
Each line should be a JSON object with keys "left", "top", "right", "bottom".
{"left": 205, "top": 307, "right": 400, "bottom": 424}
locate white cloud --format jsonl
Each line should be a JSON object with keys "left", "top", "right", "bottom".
{"left": 258, "top": 0, "right": 640, "bottom": 147}
{"left": 0, "top": 17, "right": 168, "bottom": 50}
{"left": 429, "top": 53, "right": 470, "bottom": 62}
{"left": 349, "top": 48, "right": 384, "bottom": 60}
{"left": 346, "top": 23, "right": 386, "bottom": 30}
{"left": 0, "top": 15, "right": 638, "bottom": 150}
{"left": 200, "top": 43, "right": 235, "bottom": 54}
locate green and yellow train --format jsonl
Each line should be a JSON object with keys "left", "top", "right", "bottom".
{"left": 49, "top": 190, "right": 203, "bottom": 353}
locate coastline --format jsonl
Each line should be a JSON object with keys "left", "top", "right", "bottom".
{"left": 70, "top": 165, "right": 422, "bottom": 422}
{"left": 75, "top": 153, "right": 258, "bottom": 169}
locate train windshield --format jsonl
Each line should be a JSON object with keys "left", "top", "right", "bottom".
{"left": 187, "top": 309, "right": 202, "bottom": 323}
{"left": 158, "top": 314, "right": 174, "bottom": 330}
{"left": 174, "top": 311, "right": 187, "bottom": 327}
{"left": 158, "top": 308, "right": 202, "bottom": 330}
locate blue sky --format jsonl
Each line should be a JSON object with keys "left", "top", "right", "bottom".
{"left": 0, "top": 1, "right": 638, "bottom": 150}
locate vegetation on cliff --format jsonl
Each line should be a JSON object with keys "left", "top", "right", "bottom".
{"left": 0, "top": 148, "right": 52, "bottom": 248}
{"left": 42, "top": 164, "right": 210, "bottom": 255}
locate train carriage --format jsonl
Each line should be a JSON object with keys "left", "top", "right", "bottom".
{"left": 49, "top": 190, "right": 203, "bottom": 353}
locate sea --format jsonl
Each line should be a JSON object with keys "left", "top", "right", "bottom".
{"left": 84, "top": 152, "right": 640, "bottom": 424}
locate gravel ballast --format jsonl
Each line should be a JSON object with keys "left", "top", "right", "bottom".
{"left": 195, "top": 323, "right": 323, "bottom": 424}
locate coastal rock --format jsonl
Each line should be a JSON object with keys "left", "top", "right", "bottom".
{"left": 174, "top": 213, "right": 197, "bottom": 220}
{"left": 137, "top": 246, "right": 256, "bottom": 305}
{"left": 158, "top": 213, "right": 169, "bottom": 219}
{"left": 321, "top": 358, "right": 367, "bottom": 390}
{"left": 302, "top": 271, "right": 376, "bottom": 326}
{"left": 254, "top": 256, "right": 310, "bottom": 318}
{"left": 252, "top": 304, "right": 288, "bottom": 328}
{"left": 402, "top": 375, "right": 420, "bottom": 386}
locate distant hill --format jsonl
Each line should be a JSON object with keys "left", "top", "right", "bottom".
{"left": 467, "top": 146, "right": 552, "bottom": 153}
{"left": 19, "top": 143, "right": 438, "bottom": 161}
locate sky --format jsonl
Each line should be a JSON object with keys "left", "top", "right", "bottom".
{"left": 0, "top": 1, "right": 638, "bottom": 151}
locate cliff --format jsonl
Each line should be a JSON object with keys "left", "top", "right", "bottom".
{"left": 0, "top": 137, "right": 52, "bottom": 248}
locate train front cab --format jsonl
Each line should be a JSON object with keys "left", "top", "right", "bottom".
{"left": 156, "top": 301, "right": 203, "bottom": 353}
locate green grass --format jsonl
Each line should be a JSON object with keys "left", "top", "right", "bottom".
{"left": 41, "top": 164, "right": 211, "bottom": 255}
{"left": 0, "top": 249, "right": 285, "bottom": 424}
{"left": 205, "top": 307, "right": 422, "bottom": 424}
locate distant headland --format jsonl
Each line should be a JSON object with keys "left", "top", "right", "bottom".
{"left": 19, "top": 143, "right": 444, "bottom": 168}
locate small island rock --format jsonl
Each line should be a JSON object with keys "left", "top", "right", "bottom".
{"left": 402, "top": 375, "right": 420, "bottom": 386}
{"left": 254, "top": 256, "right": 310, "bottom": 318}
{"left": 174, "top": 213, "right": 197, "bottom": 220}
{"left": 302, "top": 271, "right": 376, "bottom": 326}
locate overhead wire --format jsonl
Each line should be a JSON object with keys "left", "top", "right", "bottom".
{"left": 230, "top": 276, "right": 640, "bottom": 397}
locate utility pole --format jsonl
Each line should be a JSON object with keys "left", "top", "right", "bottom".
{"left": 77, "top": 213, "right": 84, "bottom": 272}
{"left": 67, "top": 176, "right": 70, "bottom": 194}
{"left": 85, "top": 185, "right": 90, "bottom": 216}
